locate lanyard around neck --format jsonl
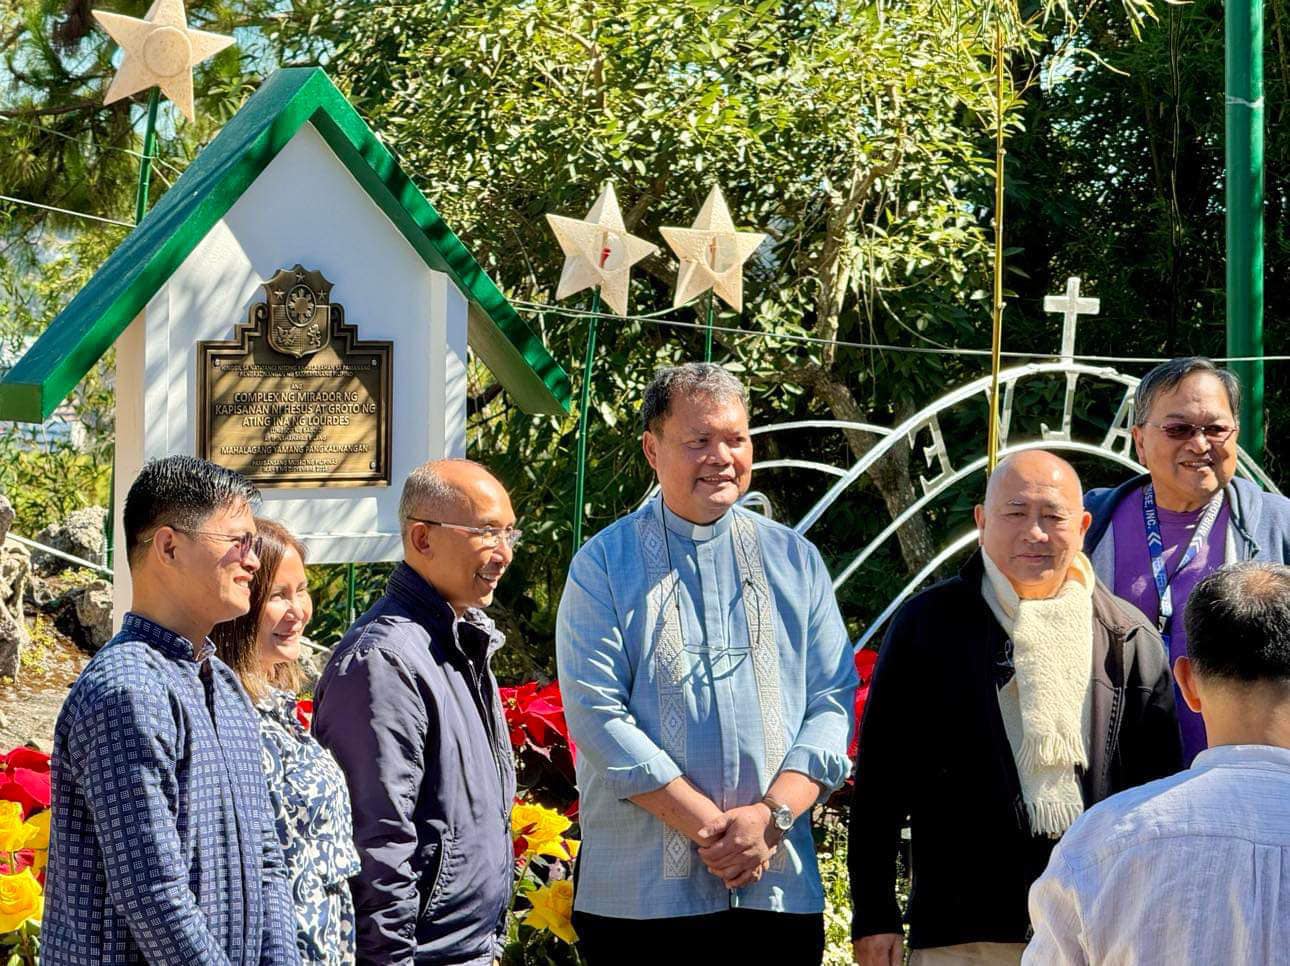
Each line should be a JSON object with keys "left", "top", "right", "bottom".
{"left": 1142, "top": 484, "right": 1224, "bottom": 648}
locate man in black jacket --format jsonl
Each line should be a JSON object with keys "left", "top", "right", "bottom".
{"left": 850, "top": 450, "right": 1182, "bottom": 966}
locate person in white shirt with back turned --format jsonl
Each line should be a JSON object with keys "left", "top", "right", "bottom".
{"left": 1025, "top": 560, "right": 1290, "bottom": 965}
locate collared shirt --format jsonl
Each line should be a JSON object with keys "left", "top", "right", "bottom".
{"left": 44, "top": 613, "right": 297, "bottom": 966}
{"left": 1025, "top": 744, "right": 1290, "bottom": 965}
{"left": 556, "top": 499, "right": 857, "bottom": 919}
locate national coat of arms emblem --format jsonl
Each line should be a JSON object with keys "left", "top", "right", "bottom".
{"left": 264, "top": 265, "right": 333, "bottom": 358}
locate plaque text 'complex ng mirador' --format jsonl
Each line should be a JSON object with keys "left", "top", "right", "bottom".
{"left": 197, "top": 265, "right": 392, "bottom": 488}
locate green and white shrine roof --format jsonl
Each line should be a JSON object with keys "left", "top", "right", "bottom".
{"left": 0, "top": 67, "right": 571, "bottom": 421}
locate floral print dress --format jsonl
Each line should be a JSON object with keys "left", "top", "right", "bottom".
{"left": 257, "top": 690, "right": 361, "bottom": 965}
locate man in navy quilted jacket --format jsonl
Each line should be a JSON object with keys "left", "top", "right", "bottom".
{"left": 316, "top": 459, "right": 519, "bottom": 965}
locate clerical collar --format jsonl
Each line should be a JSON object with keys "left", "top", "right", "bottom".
{"left": 659, "top": 498, "right": 734, "bottom": 542}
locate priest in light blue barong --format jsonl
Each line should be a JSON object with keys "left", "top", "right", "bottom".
{"left": 556, "top": 363, "right": 858, "bottom": 964}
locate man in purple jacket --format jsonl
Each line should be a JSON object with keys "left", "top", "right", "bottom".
{"left": 1085, "top": 357, "right": 1290, "bottom": 764}
{"left": 315, "top": 459, "right": 518, "bottom": 965}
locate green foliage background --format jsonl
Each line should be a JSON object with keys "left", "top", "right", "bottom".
{"left": 1, "top": 0, "right": 1281, "bottom": 672}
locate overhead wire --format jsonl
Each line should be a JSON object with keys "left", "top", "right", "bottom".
{"left": 0, "top": 193, "right": 132, "bottom": 228}
{"left": 510, "top": 299, "right": 1290, "bottom": 367}
{"left": 0, "top": 185, "right": 1288, "bottom": 368}
{"left": 0, "top": 113, "right": 184, "bottom": 176}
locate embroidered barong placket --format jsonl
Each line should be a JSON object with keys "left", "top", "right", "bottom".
{"left": 637, "top": 500, "right": 786, "bottom": 879}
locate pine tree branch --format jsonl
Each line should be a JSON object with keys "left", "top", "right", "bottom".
{"left": 0, "top": 97, "right": 102, "bottom": 119}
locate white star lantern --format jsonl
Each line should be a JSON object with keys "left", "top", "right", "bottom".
{"left": 660, "top": 185, "right": 765, "bottom": 312}
{"left": 93, "top": 0, "right": 234, "bottom": 122}
{"left": 545, "top": 184, "right": 658, "bottom": 317}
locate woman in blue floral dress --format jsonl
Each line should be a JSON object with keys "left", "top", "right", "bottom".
{"left": 213, "top": 518, "right": 360, "bottom": 965}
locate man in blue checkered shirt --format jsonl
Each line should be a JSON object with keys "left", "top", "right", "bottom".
{"left": 43, "top": 456, "right": 298, "bottom": 965}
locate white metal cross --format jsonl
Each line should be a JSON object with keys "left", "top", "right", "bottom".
{"left": 1044, "top": 276, "right": 1100, "bottom": 363}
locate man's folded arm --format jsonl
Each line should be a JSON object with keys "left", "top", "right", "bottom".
{"left": 69, "top": 685, "right": 232, "bottom": 966}
{"left": 315, "top": 645, "right": 427, "bottom": 963}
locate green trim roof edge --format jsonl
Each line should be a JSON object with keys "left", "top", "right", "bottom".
{"left": 0, "top": 67, "right": 571, "bottom": 422}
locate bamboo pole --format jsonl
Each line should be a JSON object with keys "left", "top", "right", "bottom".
{"left": 986, "top": 16, "right": 1007, "bottom": 476}
{"left": 134, "top": 88, "right": 161, "bottom": 224}
{"left": 703, "top": 290, "right": 716, "bottom": 362}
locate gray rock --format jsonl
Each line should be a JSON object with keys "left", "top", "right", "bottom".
{"left": 292, "top": 640, "right": 329, "bottom": 693}
{"left": 33, "top": 506, "right": 108, "bottom": 574}
{"left": 0, "top": 541, "right": 29, "bottom": 619}
{"left": 25, "top": 572, "right": 53, "bottom": 608}
{"left": 0, "top": 612, "right": 27, "bottom": 679}
{"left": 71, "top": 579, "right": 114, "bottom": 653}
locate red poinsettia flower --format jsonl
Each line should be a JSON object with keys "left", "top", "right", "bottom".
{"left": 500, "top": 681, "right": 574, "bottom": 757}
{"left": 0, "top": 748, "right": 51, "bottom": 818}
{"left": 6, "top": 749, "right": 50, "bottom": 773}
{"left": 295, "top": 699, "right": 314, "bottom": 732}
{"left": 849, "top": 649, "right": 879, "bottom": 760}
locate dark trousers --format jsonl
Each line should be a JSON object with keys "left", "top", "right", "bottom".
{"left": 573, "top": 908, "right": 826, "bottom": 965}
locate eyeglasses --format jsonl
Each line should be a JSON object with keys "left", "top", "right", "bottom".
{"left": 143, "top": 528, "right": 263, "bottom": 559}
{"left": 406, "top": 517, "right": 523, "bottom": 550}
{"left": 1145, "top": 421, "right": 1238, "bottom": 443}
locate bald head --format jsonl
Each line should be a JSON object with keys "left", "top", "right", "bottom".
{"left": 399, "top": 459, "right": 506, "bottom": 538}
{"left": 399, "top": 458, "right": 517, "bottom": 614}
{"left": 975, "top": 450, "right": 1092, "bottom": 599}
{"left": 983, "top": 451, "right": 1084, "bottom": 510}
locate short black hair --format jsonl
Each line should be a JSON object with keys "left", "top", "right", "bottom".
{"left": 640, "top": 363, "right": 748, "bottom": 435}
{"left": 123, "top": 456, "right": 260, "bottom": 567}
{"left": 1134, "top": 357, "right": 1241, "bottom": 426}
{"left": 1185, "top": 562, "right": 1290, "bottom": 682}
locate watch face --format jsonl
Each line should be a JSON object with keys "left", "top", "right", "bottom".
{"left": 774, "top": 809, "right": 793, "bottom": 831}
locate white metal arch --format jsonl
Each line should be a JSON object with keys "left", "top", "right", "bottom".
{"left": 636, "top": 420, "right": 893, "bottom": 509}
{"left": 794, "top": 362, "right": 1277, "bottom": 536}
{"left": 830, "top": 438, "right": 1147, "bottom": 592}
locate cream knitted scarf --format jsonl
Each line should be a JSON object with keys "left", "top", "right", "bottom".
{"left": 981, "top": 551, "right": 1094, "bottom": 838}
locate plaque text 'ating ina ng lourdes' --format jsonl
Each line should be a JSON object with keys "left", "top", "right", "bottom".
{"left": 198, "top": 265, "right": 392, "bottom": 488}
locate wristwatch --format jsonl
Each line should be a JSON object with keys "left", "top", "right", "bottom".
{"left": 762, "top": 795, "right": 794, "bottom": 834}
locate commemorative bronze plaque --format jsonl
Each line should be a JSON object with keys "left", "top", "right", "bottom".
{"left": 197, "top": 265, "right": 392, "bottom": 488}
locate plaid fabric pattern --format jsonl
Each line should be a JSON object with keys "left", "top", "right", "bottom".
{"left": 43, "top": 613, "right": 298, "bottom": 966}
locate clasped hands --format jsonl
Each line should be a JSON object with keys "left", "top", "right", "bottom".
{"left": 694, "top": 802, "right": 779, "bottom": 889}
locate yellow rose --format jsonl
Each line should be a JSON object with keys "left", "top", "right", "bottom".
{"left": 21, "top": 811, "right": 48, "bottom": 851}
{"left": 511, "top": 802, "right": 572, "bottom": 859}
{"left": 0, "top": 869, "right": 43, "bottom": 933}
{"left": 563, "top": 837, "right": 580, "bottom": 860}
{"left": 523, "top": 880, "right": 577, "bottom": 944}
{"left": 22, "top": 812, "right": 49, "bottom": 874}
{"left": 0, "top": 803, "right": 27, "bottom": 855}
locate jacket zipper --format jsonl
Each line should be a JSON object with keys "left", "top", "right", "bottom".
{"left": 457, "top": 635, "right": 509, "bottom": 790}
